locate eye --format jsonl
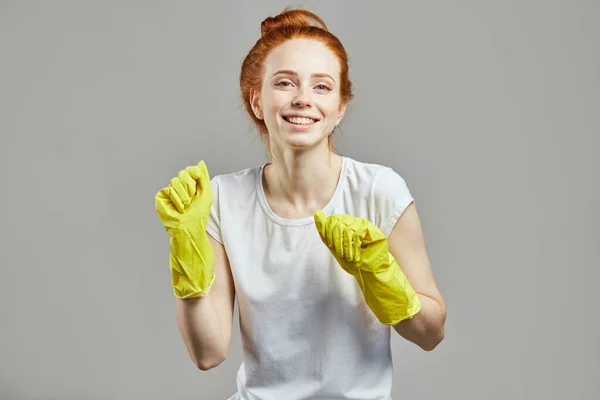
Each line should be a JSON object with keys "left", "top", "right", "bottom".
{"left": 275, "top": 80, "right": 293, "bottom": 87}
{"left": 315, "top": 84, "right": 332, "bottom": 91}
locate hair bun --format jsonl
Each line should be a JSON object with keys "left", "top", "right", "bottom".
{"left": 260, "top": 8, "right": 328, "bottom": 37}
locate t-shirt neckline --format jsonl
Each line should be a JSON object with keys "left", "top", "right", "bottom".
{"left": 256, "top": 156, "right": 348, "bottom": 227}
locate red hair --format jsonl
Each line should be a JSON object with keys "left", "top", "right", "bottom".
{"left": 239, "top": 7, "right": 354, "bottom": 148}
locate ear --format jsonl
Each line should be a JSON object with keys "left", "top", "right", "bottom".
{"left": 335, "top": 102, "right": 347, "bottom": 126}
{"left": 250, "top": 88, "right": 263, "bottom": 120}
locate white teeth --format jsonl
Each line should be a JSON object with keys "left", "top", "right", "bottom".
{"left": 286, "top": 116, "right": 316, "bottom": 125}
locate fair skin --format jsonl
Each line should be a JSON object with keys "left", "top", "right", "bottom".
{"left": 175, "top": 235, "right": 235, "bottom": 370}
{"left": 388, "top": 202, "right": 446, "bottom": 350}
{"left": 251, "top": 38, "right": 347, "bottom": 218}
{"left": 176, "top": 38, "right": 446, "bottom": 371}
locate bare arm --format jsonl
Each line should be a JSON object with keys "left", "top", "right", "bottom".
{"left": 388, "top": 202, "right": 447, "bottom": 351}
{"left": 175, "top": 234, "right": 236, "bottom": 370}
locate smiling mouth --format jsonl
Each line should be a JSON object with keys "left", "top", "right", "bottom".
{"left": 282, "top": 116, "right": 319, "bottom": 125}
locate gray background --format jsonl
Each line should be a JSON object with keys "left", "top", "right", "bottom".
{"left": 1, "top": 1, "right": 598, "bottom": 399}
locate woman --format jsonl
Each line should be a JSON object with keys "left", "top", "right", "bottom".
{"left": 155, "top": 7, "right": 447, "bottom": 400}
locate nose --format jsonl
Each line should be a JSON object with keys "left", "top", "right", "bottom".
{"left": 292, "top": 86, "right": 312, "bottom": 107}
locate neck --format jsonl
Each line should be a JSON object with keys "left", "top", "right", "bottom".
{"left": 263, "top": 146, "right": 342, "bottom": 213}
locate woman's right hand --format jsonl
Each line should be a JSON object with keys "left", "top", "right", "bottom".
{"left": 155, "top": 160, "right": 213, "bottom": 229}
{"left": 155, "top": 160, "right": 216, "bottom": 299}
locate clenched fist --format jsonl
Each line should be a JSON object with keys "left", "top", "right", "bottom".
{"left": 155, "top": 160, "right": 216, "bottom": 299}
{"left": 314, "top": 210, "right": 421, "bottom": 325}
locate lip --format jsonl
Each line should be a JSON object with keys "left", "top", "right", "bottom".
{"left": 281, "top": 115, "right": 320, "bottom": 131}
{"left": 282, "top": 115, "right": 321, "bottom": 121}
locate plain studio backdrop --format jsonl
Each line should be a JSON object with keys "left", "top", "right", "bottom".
{"left": 1, "top": 1, "right": 598, "bottom": 399}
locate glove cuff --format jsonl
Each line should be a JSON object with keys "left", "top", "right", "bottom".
{"left": 354, "top": 253, "right": 421, "bottom": 326}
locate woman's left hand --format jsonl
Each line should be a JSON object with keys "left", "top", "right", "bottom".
{"left": 313, "top": 210, "right": 421, "bottom": 326}
{"left": 313, "top": 210, "right": 389, "bottom": 274}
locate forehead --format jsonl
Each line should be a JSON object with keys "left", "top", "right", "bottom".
{"left": 264, "top": 38, "right": 340, "bottom": 77}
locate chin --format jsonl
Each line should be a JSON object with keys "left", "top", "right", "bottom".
{"left": 282, "top": 131, "right": 329, "bottom": 149}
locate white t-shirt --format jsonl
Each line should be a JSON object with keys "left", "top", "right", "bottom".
{"left": 206, "top": 156, "right": 415, "bottom": 400}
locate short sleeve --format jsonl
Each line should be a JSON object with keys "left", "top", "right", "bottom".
{"left": 205, "top": 176, "right": 223, "bottom": 244}
{"left": 370, "top": 167, "right": 415, "bottom": 237}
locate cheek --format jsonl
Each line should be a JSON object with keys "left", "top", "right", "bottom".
{"left": 323, "top": 100, "right": 342, "bottom": 119}
{"left": 265, "top": 91, "right": 288, "bottom": 112}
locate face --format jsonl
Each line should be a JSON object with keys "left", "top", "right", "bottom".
{"left": 251, "top": 38, "right": 346, "bottom": 151}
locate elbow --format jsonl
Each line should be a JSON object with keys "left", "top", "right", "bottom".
{"left": 193, "top": 346, "right": 229, "bottom": 371}
{"left": 419, "top": 327, "right": 444, "bottom": 351}
{"left": 420, "top": 304, "right": 446, "bottom": 351}
{"left": 195, "top": 353, "right": 227, "bottom": 371}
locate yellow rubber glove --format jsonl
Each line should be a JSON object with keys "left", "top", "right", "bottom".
{"left": 314, "top": 210, "right": 421, "bottom": 325}
{"left": 155, "top": 160, "right": 215, "bottom": 299}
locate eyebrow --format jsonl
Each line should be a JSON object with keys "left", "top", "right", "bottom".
{"left": 272, "top": 69, "right": 336, "bottom": 83}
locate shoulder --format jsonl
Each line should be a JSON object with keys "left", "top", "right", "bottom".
{"left": 344, "top": 156, "right": 414, "bottom": 236}
{"left": 209, "top": 164, "right": 262, "bottom": 195}
{"left": 372, "top": 165, "right": 411, "bottom": 202}
{"left": 344, "top": 156, "right": 388, "bottom": 183}
{"left": 344, "top": 156, "right": 411, "bottom": 200}
{"left": 205, "top": 163, "right": 263, "bottom": 239}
